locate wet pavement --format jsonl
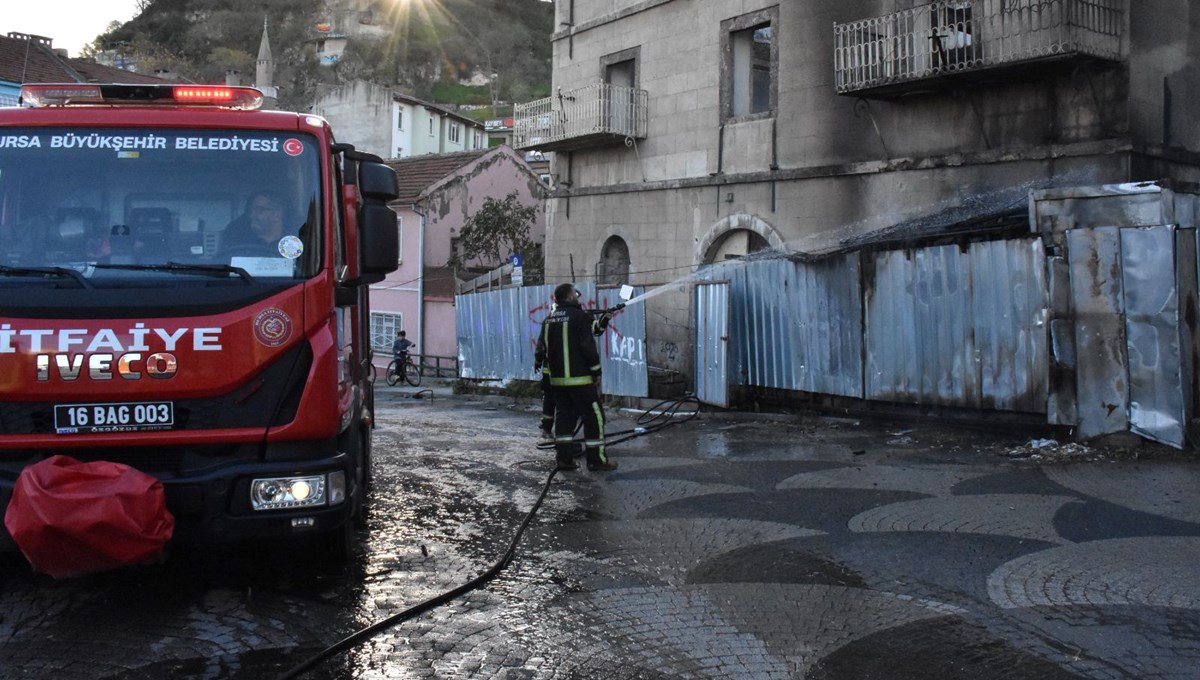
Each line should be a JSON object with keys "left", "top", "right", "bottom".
{"left": 1, "top": 384, "right": 1199, "bottom": 679}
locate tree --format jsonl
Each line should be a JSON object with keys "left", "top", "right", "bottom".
{"left": 451, "top": 191, "right": 543, "bottom": 285}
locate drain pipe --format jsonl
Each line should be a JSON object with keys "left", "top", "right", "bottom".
{"left": 413, "top": 202, "right": 427, "bottom": 355}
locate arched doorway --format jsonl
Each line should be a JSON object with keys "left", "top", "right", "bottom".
{"left": 705, "top": 229, "right": 771, "bottom": 263}
{"left": 697, "top": 214, "right": 782, "bottom": 265}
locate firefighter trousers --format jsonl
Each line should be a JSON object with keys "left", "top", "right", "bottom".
{"left": 552, "top": 384, "right": 608, "bottom": 467}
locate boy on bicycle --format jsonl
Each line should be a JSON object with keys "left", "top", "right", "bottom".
{"left": 392, "top": 330, "right": 414, "bottom": 364}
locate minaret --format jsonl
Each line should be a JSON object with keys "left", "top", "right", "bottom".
{"left": 255, "top": 17, "right": 279, "bottom": 107}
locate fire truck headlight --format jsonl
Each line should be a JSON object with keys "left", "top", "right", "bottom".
{"left": 250, "top": 475, "right": 327, "bottom": 511}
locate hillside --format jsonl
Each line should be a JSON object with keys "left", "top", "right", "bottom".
{"left": 96, "top": 0, "right": 553, "bottom": 112}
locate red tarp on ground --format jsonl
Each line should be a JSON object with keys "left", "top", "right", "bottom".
{"left": 4, "top": 455, "right": 175, "bottom": 578}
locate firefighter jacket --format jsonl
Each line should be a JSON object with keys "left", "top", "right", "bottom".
{"left": 536, "top": 300, "right": 604, "bottom": 387}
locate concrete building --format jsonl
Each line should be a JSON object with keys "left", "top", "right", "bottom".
{"left": 514, "top": 0, "right": 1200, "bottom": 394}
{"left": 369, "top": 146, "right": 547, "bottom": 375}
{"left": 313, "top": 81, "right": 489, "bottom": 160}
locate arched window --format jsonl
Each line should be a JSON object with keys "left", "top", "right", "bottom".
{"left": 598, "top": 236, "right": 630, "bottom": 284}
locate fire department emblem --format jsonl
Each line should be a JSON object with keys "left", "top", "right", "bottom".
{"left": 253, "top": 308, "right": 292, "bottom": 347}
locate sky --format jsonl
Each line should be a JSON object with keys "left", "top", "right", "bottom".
{"left": 5, "top": 1, "right": 142, "bottom": 58}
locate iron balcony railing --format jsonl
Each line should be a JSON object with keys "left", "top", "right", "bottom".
{"left": 834, "top": 0, "right": 1124, "bottom": 96}
{"left": 513, "top": 82, "right": 648, "bottom": 152}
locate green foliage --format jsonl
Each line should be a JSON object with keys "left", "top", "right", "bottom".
{"left": 430, "top": 80, "right": 493, "bottom": 107}
{"left": 451, "top": 191, "right": 543, "bottom": 285}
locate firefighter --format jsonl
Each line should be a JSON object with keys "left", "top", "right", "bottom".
{"left": 536, "top": 283, "right": 616, "bottom": 472}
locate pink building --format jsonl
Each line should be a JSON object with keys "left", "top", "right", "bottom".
{"left": 370, "top": 146, "right": 546, "bottom": 376}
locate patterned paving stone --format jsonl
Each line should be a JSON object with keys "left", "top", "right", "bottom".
{"left": 543, "top": 518, "right": 823, "bottom": 586}
{"left": 562, "top": 584, "right": 962, "bottom": 678}
{"left": 807, "top": 615, "right": 1090, "bottom": 680}
{"left": 848, "top": 494, "right": 1081, "bottom": 544}
{"left": 777, "top": 464, "right": 997, "bottom": 496}
{"left": 987, "top": 537, "right": 1200, "bottom": 609}
{"left": 1044, "top": 464, "right": 1200, "bottom": 524}
{"left": 579, "top": 478, "right": 754, "bottom": 520}
{"left": 4, "top": 397, "right": 1199, "bottom": 679}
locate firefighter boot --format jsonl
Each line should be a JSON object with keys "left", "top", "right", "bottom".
{"left": 554, "top": 438, "right": 578, "bottom": 471}
{"left": 586, "top": 445, "right": 617, "bottom": 472}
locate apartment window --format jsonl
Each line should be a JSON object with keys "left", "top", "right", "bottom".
{"left": 397, "top": 109, "right": 404, "bottom": 130}
{"left": 428, "top": 117, "right": 435, "bottom": 136}
{"left": 449, "top": 122, "right": 460, "bottom": 143}
{"left": 722, "top": 7, "right": 778, "bottom": 121}
{"left": 370, "top": 312, "right": 403, "bottom": 354}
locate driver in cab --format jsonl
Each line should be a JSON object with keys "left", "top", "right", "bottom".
{"left": 224, "top": 191, "right": 285, "bottom": 255}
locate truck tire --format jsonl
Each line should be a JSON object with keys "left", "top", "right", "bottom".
{"left": 338, "top": 421, "right": 371, "bottom": 528}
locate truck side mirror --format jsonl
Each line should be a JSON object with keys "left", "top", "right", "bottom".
{"left": 360, "top": 161, "right": 399, "bottom": 202}
{"left": 356, "top": 161, "right": 399, "bottom": 283}
{"left": 360, "top": 203, "right": 398, "bottom": 280}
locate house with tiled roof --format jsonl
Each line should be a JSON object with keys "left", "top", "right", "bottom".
{"left": 0, "top": 32, "right": 165, "bottom": 106}
{"left": 369, "top": 146, "right": 546, "bottom": 376}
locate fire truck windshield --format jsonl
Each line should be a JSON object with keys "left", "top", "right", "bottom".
{"left": 0, "top": 128, "right": 323, "bottom": 283}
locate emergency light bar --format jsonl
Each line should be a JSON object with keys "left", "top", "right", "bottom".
{"left": 20, "top": 83, "right": 264, "bottom": 110}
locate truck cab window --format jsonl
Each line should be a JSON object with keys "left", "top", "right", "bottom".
{"left": 0, "top": 128, "right": 323, "bottom": 282}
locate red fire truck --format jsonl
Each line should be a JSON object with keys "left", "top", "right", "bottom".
{"left": 0, "top": 84, "right": 398, "bottom": 566}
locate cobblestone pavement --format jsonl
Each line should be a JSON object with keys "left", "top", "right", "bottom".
{"left": 1, "top": 388, "right": 1199, "bottom": 679}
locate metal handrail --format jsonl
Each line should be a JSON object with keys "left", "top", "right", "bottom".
{"left": 833, "top": 0, "right": 1124, "bottom": 94}
{"left": 513, "top": 82, "right": 648, "bottom": 149}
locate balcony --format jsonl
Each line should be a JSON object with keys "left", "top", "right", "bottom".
{"left": 513, "top": 82, "right": 648, "bottom": 152}
{"left": 834, "top": 0, "right": 1124, "bottom": 98}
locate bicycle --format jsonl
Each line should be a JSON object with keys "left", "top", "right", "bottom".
{"left": 385, "top": 354, "right": 422, "bottom": 387}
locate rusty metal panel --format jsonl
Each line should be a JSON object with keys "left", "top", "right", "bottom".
{"left": 970, "top": 239, "right": 1049, "bottom": 413}
{"left": 695, "top": 281, "right": 730, "bottom": 407}
{"left": 456, "top": 284, "right": 648, "bottom": 397}
{"left": 1067, "top": 227, "right": 1129, "bottom": 439}
{"left": 726, "top": 256, "right": 863, "bottom": 398}
{"left": 1122, "top": 227, "right": 1185, "bottom": 447}
{"left": 865, "top": 240, "right": 1048, "bottom": 410}
{"left": 867, "top": 245, "right": 976, "bottom": 406}
{"left": 1046, "top": 256, "right": 1078, "bottom": 425}
{"left": 1180, "top": 229, "right": 1198, "bottom": 445}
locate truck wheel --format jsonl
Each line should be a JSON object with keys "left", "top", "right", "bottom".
{"left": 339, "top": 422, "right": 371, "bottom": 528}
{"left": 355, "top": 423, "right": 372, "bottom": 526}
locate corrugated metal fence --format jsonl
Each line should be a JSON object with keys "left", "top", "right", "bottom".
{"left": 704, "top": 237, "right": 1050, "bottom": 413}
{"left": 457, "top": 221, "right": 1192, "bottom": 447}
{"left": 456, "top": 283, "right": 649, "bottom": 398}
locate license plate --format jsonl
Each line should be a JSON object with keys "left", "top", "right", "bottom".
{"left": 54, "top": 401, "right": 175, "bottom": 435}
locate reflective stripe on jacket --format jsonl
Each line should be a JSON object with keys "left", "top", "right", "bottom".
{"left": 536, "top": 300, "right": 601, "bottom": 387}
